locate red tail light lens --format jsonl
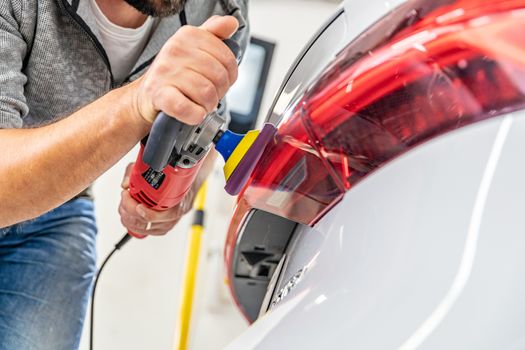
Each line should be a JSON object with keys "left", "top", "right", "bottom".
{"left": 242, "top": 111, "right": 345, "bottom": 225}
{"left": 236, "top": 0, "right": 525, "bottom": 227}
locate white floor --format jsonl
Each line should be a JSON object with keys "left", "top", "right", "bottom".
{"left": 79, "top": 1, "right": 341, "bottom": 349}
{"left": 80, "top": 159, "right": 245, "bottom": 350}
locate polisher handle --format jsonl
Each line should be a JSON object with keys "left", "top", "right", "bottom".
{"left": 142, "top": 39, "right": 241, "bottom": 172}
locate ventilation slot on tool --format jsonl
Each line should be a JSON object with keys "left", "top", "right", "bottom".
{"left": 137, "top": 191, "right": 157, "bottom": 208}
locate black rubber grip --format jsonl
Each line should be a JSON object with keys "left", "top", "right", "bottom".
{"left": 142, "top": 39, "right": 241, "bottom": 172}
{"left": 192, "top": 209, "right": 205, "bottom": 227}
{"left": 143, "top": 112, "right": 185, "bottom": 171}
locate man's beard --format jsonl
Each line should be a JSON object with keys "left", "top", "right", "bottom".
{"left": 124, "top": 0, "right": 185, "bottom": 18}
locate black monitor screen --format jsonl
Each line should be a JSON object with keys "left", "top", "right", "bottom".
{"left": 228, "top": 37, "right": 275, "bottom": 134}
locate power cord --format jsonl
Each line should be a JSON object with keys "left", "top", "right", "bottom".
{"left": 89, "top": 233, "right": 132, "bottom": 350}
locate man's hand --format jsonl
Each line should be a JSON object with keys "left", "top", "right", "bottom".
{"left": 133, "top": 15, "right": 239, "bottom": 125}
{"left": 119, "top": 163, "right": 197, "bottom": 236}
{"left": 0, "top": 13, "right": 241, "bottom": 227}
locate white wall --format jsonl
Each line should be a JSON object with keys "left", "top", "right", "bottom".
{"left": 250, "top": 0, "right": 344, "bottom": 127}
{"left": 80, "top": 1, "right": 341, "bottom": 350}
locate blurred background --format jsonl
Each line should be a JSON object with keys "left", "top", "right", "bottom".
{"left": 79, "top": 0, "right": 342, "bottom": 349}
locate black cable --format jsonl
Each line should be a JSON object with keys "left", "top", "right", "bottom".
{"left": 90, "top": 6, "right": 188, "bottom": 350}
{"left": 89, "top": 233, "right": 132, "bottom": 350}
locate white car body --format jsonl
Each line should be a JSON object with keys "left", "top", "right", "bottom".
{"left": 225, "top": 1, "right": 525, "bottom": 348}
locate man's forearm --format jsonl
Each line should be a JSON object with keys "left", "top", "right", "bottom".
{"left": 0, "top": 82, "right": 149, "bottom": 227}
{"left": 0, "top": 16, "right": 240, "bottom": 228}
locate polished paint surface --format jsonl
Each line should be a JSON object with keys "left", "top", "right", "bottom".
{"left": 227, "top": 111, "right": 525, "bottom": 350}
{"left": 225, "top": 0, "right": 525, "bottom": 347}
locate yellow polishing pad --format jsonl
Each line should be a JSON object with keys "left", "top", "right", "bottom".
{"left": 223, "top": 130, "right": 260, "bottom": 180}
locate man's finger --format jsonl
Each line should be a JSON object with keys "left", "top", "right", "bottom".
{"left": 172, "top": 69, "right": 219, "bottom": 114}
{"left": 120, "top": 190, "right": 144, "bottom": 220}
{"left": 135, "top": 203, "right": 182, "bottom": 223}
{"left": 145, "top": 219, "right": 180, "bottom": 236}
{"left": 199, "top": 15, "right": 239, "bottom": 40}
{"left": 120, "top": 211, "right": 147, "bottom": 230}
{"left": 153, "top": 85, "right": 208, "bottom": 125}
{"left": 121, "top": 163, "right": 135, "bottom": 189}
{"left": 122, "top": 219, "right": 179, "bottom": 237}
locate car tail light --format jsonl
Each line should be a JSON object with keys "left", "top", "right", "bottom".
{"left": 226, "top": 0, "right": 525, "bottom": 322}
{"left": 238, "top": 0, "right": 525, "bottom": 227}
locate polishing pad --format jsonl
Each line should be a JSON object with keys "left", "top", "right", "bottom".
{"left": 223, "top": 123, "right": 277, "bottom": 195}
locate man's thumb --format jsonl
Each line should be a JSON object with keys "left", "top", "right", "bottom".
{"left": 121, "top": 163, "right": 135, "bottom": 189}
{"left": 199, "top": 15, "right": 239, "bottom": 39}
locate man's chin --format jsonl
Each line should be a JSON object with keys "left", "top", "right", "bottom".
{"left": 123, "top": 0, "right": 184, "bottom": 18}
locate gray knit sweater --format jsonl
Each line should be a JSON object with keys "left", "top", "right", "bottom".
{"left": 0, "top": 0, "right": 249, "bottom": 197}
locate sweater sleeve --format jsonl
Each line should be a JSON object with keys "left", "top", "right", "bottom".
{"left": 0, "top": 1, "right": 28, "bottom": 129}
{"left": 229, "top": 0, "right": 250, "bottom": 58}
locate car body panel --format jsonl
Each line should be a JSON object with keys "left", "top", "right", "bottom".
{"left": 225, "top": 0, "right": 525, "bottom": 346}
{"left": 226, "top": 111, "right": 525, "bottom": 349}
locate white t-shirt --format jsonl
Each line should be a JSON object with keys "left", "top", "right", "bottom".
{"left": 89, "top": 0, "right": 157, "bottom": 83}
